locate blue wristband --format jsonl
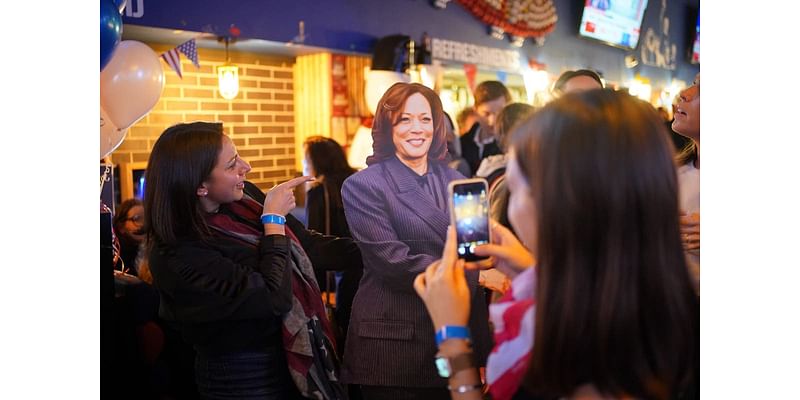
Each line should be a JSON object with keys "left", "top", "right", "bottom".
{"left": 261, "top": 213, "right": 286, "bottom": 225}
{"left": 435, "top": 325, "right": 471, "bottom": 347}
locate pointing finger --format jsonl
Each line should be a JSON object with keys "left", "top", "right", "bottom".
{"left": 280, "top": 176, "right": 316, "bottom": 189}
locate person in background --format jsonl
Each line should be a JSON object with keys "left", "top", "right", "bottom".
{"left": 667, "top": 94, "right": 692, "bottom": 153}
{"left": 460, "top": 81, "right": 512, "bottom": 175}
{"left": 302, "top": 135, "right": 363, "bottom": 352}
{"left": 145, "top": 122, "right": 351, "bottom": 399}
{"left": 672, "top": 73, "right": 701, "bottom": 294}
{"left": 551, "top": 69, "right": 604, "bottom": 97}
{"left": 341, "top": 82, "right": 492, "bottom": 400}
{"left": 443, "top": 112, "right": 471, "bottom": 178}
{"left": 414, "top": 90, "right": 699, "bottom": 400}
{"left": 113, "top": 198, "right": 146, "bottom": 276}
{"left": 455, "top": 107, "right": 479, "bottom": 137}
{"left": 475, "top": 102, "right": 536, "bottom": 231}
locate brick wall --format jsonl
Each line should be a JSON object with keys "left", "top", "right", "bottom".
{"left": 110, "top": 43, "right": 298, "bottom": 192}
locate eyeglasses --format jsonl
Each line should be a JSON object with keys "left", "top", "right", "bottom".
{"left": 126, "top": 214, "right": 144, "bottom": 224}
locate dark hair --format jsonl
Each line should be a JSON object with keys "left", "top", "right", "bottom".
{"left": 552, "top": 69, "right": 604, "bottom": 95}
{"left": 367, "top": 82, "right": 449, "bottom": 166}
{"left": 304, "top": 136, "right": 356, "bottom": 208}
{"left": 511, "top": 90, "right": 699, "bottom": 399}
{"left": 144, "top": 122, "right": 224, "bottom": 245}
{"left": 473, "top": 80, "right": 512, "bottom": 106}
{"left": 113, "top": 198, "right": 143, "bottom": 236}
{"left": 494, "top": 103, "right": 535, "bottom": 152}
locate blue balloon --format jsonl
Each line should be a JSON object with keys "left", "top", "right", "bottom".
{"left": 100, "top": 0, "right": 123, "bottom": 71}
{"left": 113, "top": 0, "right": 127, "bottom": 14}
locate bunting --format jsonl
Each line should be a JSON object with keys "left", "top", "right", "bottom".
{"left": 177, "top": 39, "right": 199, "bottom": 68}
{"left": 161, "top": 47, "right": 183, "bottom": 78}
{"left": 160, "top": 39, "right": 200, "bottom": 79}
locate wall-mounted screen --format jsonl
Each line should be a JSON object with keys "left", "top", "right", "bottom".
{"left": 578, "top": 0, "right": 649, "bottom": 50}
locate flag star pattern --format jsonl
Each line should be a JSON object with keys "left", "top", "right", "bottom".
{"left": 177, "top": 39, "right": 199, "bottom": 68}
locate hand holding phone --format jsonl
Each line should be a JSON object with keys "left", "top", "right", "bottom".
{"left": 448, "top": 178, "right": 491, "bottom": 261}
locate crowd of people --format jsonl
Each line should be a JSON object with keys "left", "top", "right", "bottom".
{"left": 108, "top": 70, "right": 701, "bottom": 400}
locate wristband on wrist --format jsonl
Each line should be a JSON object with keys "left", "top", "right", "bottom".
{"left": 261, "top": 213, "right": 286, "bottom": 225}
{"left": 435, "top": 325, "right": 471, "bottom": 347}
{"left": 447, "top": 383, "right": 483, "bottom": 394}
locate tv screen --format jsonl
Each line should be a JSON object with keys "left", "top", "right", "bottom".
{"left": 132, "top": 169, "right": 146, "bottom": 200}
{"left": 578, "top": 0, "right": 649, "bottom": 50}
{"left": 690, "top": 12, "right": 700, "bottom": 64}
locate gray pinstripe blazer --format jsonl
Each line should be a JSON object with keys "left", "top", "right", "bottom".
{"left": 340, "top": 156, "right": 492, "bottom": 388}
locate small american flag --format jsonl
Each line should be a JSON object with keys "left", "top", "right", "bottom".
{"left": 161, "top": 47, "right": 183, "bottom": 79}
{"left": 177, "top": 39, "right": 199, "bottom": 68}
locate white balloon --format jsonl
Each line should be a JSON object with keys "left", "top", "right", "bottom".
{"left": 101, "top": 106, "right": 128, "bottom": 159}
{"left": 100, "top": 40, "right": 165, "bottom": 130}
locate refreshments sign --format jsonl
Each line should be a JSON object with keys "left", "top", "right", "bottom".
{"left": 431, "top": 38, "right": 520, "bottom": 71}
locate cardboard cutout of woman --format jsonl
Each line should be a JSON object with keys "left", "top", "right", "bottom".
{"left": 339, "top": 83, "right": 491, "bottom": 399}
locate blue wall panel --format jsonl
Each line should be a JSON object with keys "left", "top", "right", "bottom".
{"left": 123, "top": 0, "right": 699, "bottom": 87}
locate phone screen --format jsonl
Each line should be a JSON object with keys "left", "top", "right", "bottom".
{"left": 451, "top": 181, "right": 490, "bottom": 261}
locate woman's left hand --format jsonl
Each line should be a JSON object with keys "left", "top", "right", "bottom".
{"left": 413, "top": 226, "right": 471, "bottom": 331}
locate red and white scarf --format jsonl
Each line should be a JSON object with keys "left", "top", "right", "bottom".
{"left": 486, "top": 267, "right": 537, "bottom": 400}
{"left": 205, "top": 197, "right": 345, "bottom": 399}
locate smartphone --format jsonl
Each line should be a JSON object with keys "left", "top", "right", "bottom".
{"left": 448, "top": 178, "right": 491, "bottom": 261}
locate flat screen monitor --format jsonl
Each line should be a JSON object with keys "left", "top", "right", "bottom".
{"left": 578, "top": 0, "right": 649, "bottom": 50}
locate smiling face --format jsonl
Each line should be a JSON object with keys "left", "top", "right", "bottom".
{"left": 393, "top": 92, "right": 434, "bottom": 166}
{"left": 197, "top": 135, "right": 251, "bottom": 212}
{"left": 672, "top": 73, "right": 700, "bottom": 141}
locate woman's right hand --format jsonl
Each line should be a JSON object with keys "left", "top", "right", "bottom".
{"left": 263, "top": 176, "right": 315, "bottom": 216}
{"left": 680, "top": 212, "right": 700, "bottom": 252}
{"left": 472, "top": 220, "right": 535, "bottom": 280}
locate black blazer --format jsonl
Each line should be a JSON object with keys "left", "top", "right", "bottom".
{"left": 460, "top": 123, "right": 502, "bottom": 176}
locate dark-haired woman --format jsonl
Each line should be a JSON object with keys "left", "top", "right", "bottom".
{"left": 415, "top": 90, "right": 699, "bottom": 400}
{"left": 302, "top": 136, "right": 362, "bottom": 350}
{"left": 145, "top": 121, "right": 352, "bottom": 399}
{"left": 551, "top": 69, "right": 604, "bottom": 97}
{"left": 340, "top": 83, "right": 492, "bottom": 399}
{"left": 113, "top": 198, "right": 146, "bottom": 276}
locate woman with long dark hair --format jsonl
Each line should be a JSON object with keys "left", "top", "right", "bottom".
{"left": 112, "top": 198, "right": 146, "bottom": 276}
{"left": 414, "top": 90, "right": 699, "bottom": 400}
{"left": 302, "top": 136, "right": 361, "bottom": 351}
{"left": 144, "top": 122, "right": 353, "bottom": 399}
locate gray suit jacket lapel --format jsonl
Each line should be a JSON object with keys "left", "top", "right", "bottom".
{"left": 382, "top": 158, "right": 451, "bottom": 241}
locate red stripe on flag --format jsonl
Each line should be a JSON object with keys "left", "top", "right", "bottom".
{"left": 161, "top": 49, "right": 182, "bottom": 79}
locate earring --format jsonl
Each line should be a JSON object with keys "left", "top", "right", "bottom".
{"left": 199, "top": 189, "right": 208, "bottom": 196}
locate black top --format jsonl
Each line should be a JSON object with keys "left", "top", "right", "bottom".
{"left": 149, "top": 231, "right": 294, "bottom": 356}
{"left": 459, "top": 123, "right": 502, "bottom": 176}
{"left": 305, "top": 182, "right": 363, "bottom": 334}
{"left": 306, "top": 183, "right": 352, "bottom": 239}
{"left": 245, "top": 179, "right": 359, "bottom": 350}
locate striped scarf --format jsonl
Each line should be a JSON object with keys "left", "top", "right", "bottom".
{"left": 486, "top": 267, "right": 537, "bottom": 400}
{"left": 205, "top": 197, "right": 345, "bottom": 399}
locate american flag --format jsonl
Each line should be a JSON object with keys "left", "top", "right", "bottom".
{"left": 177, "top": 39, "right": 199, "bottom": 68}
{"left": 160, "top": 39, "right": 199, "bottom": 79}
{"left": 161, "top": 47, "right": 183, "bottom": 79}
